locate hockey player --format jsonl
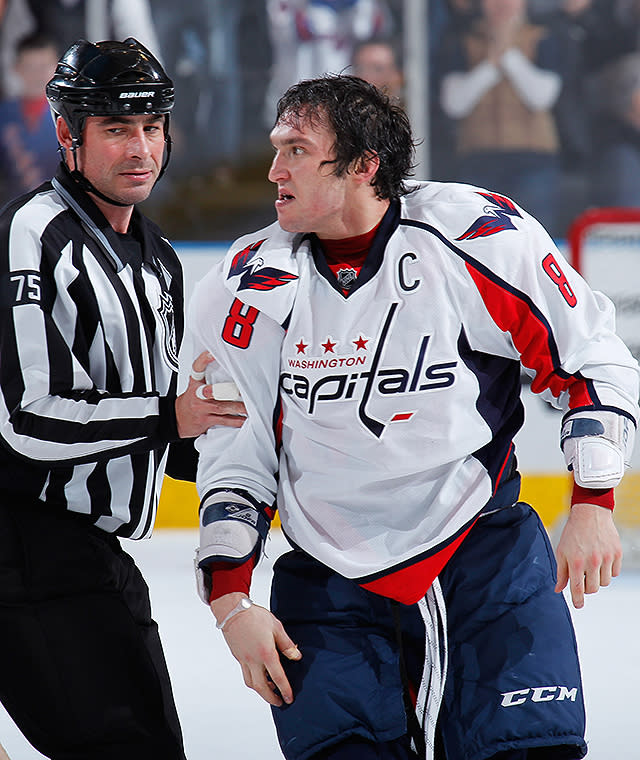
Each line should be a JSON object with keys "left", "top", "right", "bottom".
{"left": 0, "top": 39, "right": 244, "bottom": 759}
{"left": 189, "top": 74, "right": 639, "bottom": 759}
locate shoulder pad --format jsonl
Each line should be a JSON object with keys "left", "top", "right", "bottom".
{"left": 222, "top": 224, "right": 303, "bottom": 324}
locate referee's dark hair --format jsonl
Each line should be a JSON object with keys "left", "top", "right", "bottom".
{"left": 274, "top": 73, "right": 416, "bottom": 200}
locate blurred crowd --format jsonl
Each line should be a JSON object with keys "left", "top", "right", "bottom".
{"left": 1, "top": 0, "right": 640, "bottom": 240}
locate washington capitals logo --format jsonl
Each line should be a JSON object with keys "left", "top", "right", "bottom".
{"left": 227, "top": 239, "right": 298, "bottom": 291}
{"left": 456, "top": 192, "right": 522, "bottom": 240}
{"left": 280, "top": 303, "right": 458, "bottom": 438}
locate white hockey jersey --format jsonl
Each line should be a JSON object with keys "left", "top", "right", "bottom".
{"left": 188, "top": 182, "right": 639, "bottom": 600}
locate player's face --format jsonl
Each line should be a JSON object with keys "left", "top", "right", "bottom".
{"left": 66, "top": 114, "right": 166, "bottom": 207}
{"left": 268, "top": 113, "right": 353, "bottom": 238}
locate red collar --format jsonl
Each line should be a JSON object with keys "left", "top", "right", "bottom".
{"left": 318, "top": 221, "right": 381, "bottom": 267}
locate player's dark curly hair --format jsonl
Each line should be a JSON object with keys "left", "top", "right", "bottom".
{"left": 275, "top": 74, "right": 416, "bottom": 200}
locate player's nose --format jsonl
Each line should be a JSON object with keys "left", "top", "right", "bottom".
{"left": 268, "top": 152, "right": 289, "bottom": 183}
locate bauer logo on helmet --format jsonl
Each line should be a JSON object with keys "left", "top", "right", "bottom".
{"left": 119, "top": 91, "right": 155, "bottom": 98}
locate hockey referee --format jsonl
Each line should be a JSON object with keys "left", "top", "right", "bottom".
{"left": 0, "top": 38, "right": 244, "bottom": 759}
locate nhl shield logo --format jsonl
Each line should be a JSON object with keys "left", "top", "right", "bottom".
{"left": 157, "top": 290, "right": 179, "bottom": 371}
{"left": 336, "top": 267, "right": 357, "bottom": 291}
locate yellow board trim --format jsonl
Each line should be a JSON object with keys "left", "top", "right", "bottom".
{"left": 157, "top": 473, "right": 581, "bottom": 530}
{"left": 519, "top": 474, "right": 572, "bottom": 527}
{"left": 155, "top": 477, "right": 199, "bottom": 529}
{"left": 157, "top": 473, "right": 639, "bottom": 530}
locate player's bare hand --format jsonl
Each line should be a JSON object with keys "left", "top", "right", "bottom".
{"left": 211, "top": 593, "right": 301, "bottom": 707}
{"left": 175, "top": 352, "right": 246, "bottom": 438}
{"left": 555, "top": 502, "right": 622, "bottom": 609}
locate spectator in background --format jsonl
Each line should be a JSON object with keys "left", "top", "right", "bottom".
{"left": 152, "top": 0, "right": 271, "bottom": 180}
{"left": 24, "top": 0, "right": 160, "bottom": 59}
{"left": 528, "top": 1, "right": 640, "bottom": 74}
{"left": 0, "top": 32, "right": 58, "bottom": 206}
{"left": 588, "top": 52, "right": 640, "bottom": 207}
{"left": 444, "top": 0, "right": 479, "bottom": 26}
{"left": 434, "top": 0, "right": 481, "bottom": 50}
{"left": 431, "top": 1, "right": 481, "bottom": 181}
{"left": 264, "top": 0, "right": 394, "bottom": 126}
{"left": 577, "top": 0, "right": 640, "bottom": 75}
{"left": 528, "top": 0, "right": 593, "bottom": 20}
{"left": 525, "top": 1, "right": 597, "bottom": 233}
{"left": 438, "top": 0, "right": 567, "bottom": 234}
{"left": 0, "top": 0, "right": 34, "bottom": 98}
{"left": 351, "top": 37, "right": 404, "bottom": 101}
{"left": 0, "top": 0, "right": 161, "bottom": 102}
{"left": 0, "top": 0, "right": 7, "bottom": 67}
{"left": 151, "top": 0, "right": 211, "bottom": 177}
{"left": 527, "top": 1, "right": 594, "bottom": 167}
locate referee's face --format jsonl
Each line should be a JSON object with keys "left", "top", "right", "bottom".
{"left": 75, "top": 114, "right": 166, "bottom": 206}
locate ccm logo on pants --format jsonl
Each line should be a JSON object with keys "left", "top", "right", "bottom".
{"left": 501, "top": 686, "right": 579, "bottom": 707}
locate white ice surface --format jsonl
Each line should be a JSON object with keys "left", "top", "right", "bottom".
{"left": 1, "top": 528, "right": 638, "bottom": 759}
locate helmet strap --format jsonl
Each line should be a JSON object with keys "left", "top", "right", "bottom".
{"left": 64, "top": 133, "right": 173, "bottom": 208}
{"left": 157, "top": 133, "right": 172, "bottom": 181}
{"left": 66, "top": 144, "right": 131, "bottom": 207}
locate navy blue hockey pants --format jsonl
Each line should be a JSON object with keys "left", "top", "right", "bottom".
{"left": 270, "top": 502, "right": 588, "bottom": 760}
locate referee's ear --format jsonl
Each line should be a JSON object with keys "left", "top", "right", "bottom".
{"left": 55, "top": 116, "right": 73, "bottom": 149}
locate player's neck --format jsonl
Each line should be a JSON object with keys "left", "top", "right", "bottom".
{"left": 319, "top": 220, "right": 381, "bottom": 261}
{"left": 318, "top": 197, "right": 389, "bottom": 241}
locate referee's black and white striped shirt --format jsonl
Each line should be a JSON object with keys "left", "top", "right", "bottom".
{"left": 0, "top": 163, "right": 191, "bottom": 538}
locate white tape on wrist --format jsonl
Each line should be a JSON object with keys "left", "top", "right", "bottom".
{"left": 216, "top": 597, "right": 254, "bottom": 630}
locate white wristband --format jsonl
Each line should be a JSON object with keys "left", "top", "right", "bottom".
{"left": 216, "top": 597, "right": 254, "bottom": 630}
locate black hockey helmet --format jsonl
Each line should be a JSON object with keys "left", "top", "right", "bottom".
{"left": 46, "top": 37, "right": 174, "bottom": 145}
{"left": 46, "top": 38, "right": 175, "bottom": 203}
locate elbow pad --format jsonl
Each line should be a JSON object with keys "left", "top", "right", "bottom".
{"left": 194, "top": 490, "right": 270, "bottom": 604}
{"left": 561, "top": 410, "right": 635, "bottom": 489}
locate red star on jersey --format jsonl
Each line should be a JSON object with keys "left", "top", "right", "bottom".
{"left": 296, "top": 340, "right": 308, "bottom": 354}
{"left": 353, "top": 336, "right": 368, "bottom": 351}
{"left": 322, "top": 338, "right": 336, "bottom": 353}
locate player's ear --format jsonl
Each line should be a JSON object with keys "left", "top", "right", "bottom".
{"left": 352, "top": 151, "right": 380, "bottom": 183}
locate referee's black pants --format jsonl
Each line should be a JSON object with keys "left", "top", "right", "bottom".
{"left": 0, "top": 497, "right": 186, "bottom": 760}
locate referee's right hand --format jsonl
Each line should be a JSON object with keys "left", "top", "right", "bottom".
{"left": 175, "top": 351, "right": 246, "bottom": 438}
